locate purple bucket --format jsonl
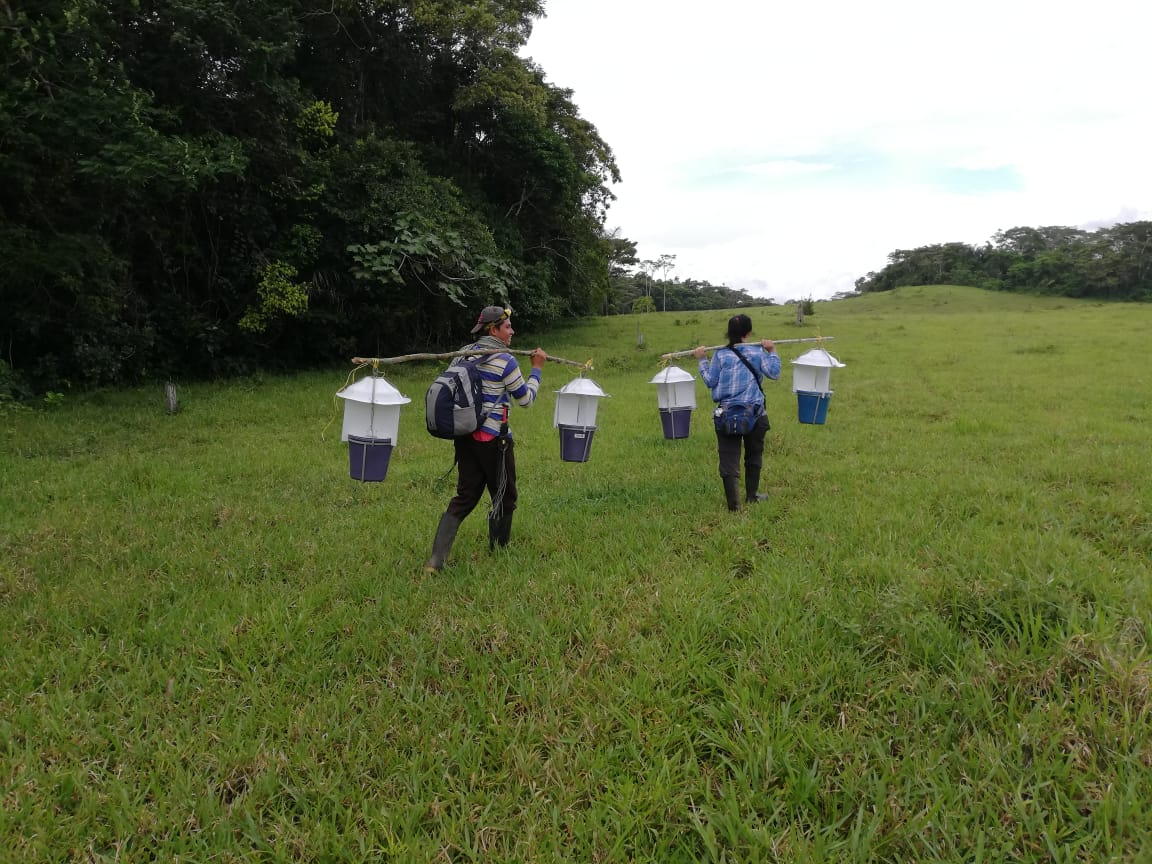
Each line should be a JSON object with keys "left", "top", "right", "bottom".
{"left": 659, "top": 408, "right": 692, "bottom": 439}
{"left": 348, "top": 436, "right": 393, "bottom": 482}
{"left": 558, "top": 425, "right": 596, "bottom": 463}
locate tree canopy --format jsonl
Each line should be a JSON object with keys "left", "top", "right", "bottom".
{"left": 1, "top": 0, "right": 621, "bottom": 392}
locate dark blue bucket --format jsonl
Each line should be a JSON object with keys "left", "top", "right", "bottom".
{"left": 558, "top": 425, "right": 596, "bottom": 463}
{"left": 659, "top": 408, "right": 692, "bottom": 440}
{"left": 348, "top": 436, "right": 393, "bottom": 482}
{"left": 796, "top": 391, "right": 831, "bottom": 425}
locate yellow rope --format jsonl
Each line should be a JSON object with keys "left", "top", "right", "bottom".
{"left": 322, "top": 361, "right": 375, "bottom": 440}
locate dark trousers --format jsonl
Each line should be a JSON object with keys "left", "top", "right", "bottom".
{"left": 715, "top": 414, "right": 769, "bottom": 480}
{"left": 446, "top": 436, "right": 517, "bottom": 520}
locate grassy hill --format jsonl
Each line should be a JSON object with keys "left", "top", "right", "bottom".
{"left": 2, "top": 286, "right": 1150, "bottom": 861}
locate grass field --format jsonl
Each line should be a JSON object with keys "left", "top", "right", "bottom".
{"left": 2, "top": 285, "right": 1150, "bottom": 862}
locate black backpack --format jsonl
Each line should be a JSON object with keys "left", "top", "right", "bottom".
{"left": 424, "top": 353, "right": 487, "bottom": 439}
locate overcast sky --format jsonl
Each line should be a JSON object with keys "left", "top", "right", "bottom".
{"left": 521, "top": 0, "right": 1152, "bottom": 301}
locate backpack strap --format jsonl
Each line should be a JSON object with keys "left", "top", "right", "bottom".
{"left": 463, "top": 342, "right": 499, "bottom": 428}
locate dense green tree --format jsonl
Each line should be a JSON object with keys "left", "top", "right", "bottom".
{"left": 1097, "top": 221, "right": 1152, "bottom": 299}
{"left": 593, "top": 230, "right": 638, "bottom": 315}
{"left": 605, "top": 232, "right": 639, "bottom": 277}
{"left": 854, "top": 242, "right": 987, "bottom": 294}
{"left": 0, "top": 0, "right": 618, "bottom": 392}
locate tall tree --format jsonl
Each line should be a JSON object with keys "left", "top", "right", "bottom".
{"left": 0, "top": 0, "right": 619, "bottom": 392}
{"left": 655, "top": 253, "right": 676, "bottom": 311}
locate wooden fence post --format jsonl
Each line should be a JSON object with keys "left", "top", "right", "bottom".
{"left": 164, "top": 381, "right": 180, "bottom": 415}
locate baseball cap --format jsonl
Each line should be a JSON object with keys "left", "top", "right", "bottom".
{"left": 470, "top": 305, "right": 511, "bottom": 334}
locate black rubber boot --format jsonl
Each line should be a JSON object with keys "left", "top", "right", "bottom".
{"left": 723, "top": 477, "right": 741, "bottom": 512}
{"left": 424, "top": 513, "right": 462, "bottom": 574}
{"left": 745, "top": 471, "right": 769, "bottom": 504}
{"left": 488, "top": 511, "right": 514, "bottom": 550}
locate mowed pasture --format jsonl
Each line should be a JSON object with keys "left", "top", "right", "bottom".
{"left": 2, "top": 285, "right": 1150, "bottom": 862}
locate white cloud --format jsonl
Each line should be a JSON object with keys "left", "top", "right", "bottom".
{"left": 523, "top": 0, "right": 1152, "bottom": 300}
{"left": 742, "top": 161, "right": 835, "bottom": 179}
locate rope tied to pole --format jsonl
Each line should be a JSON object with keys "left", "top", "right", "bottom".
{"left": 324, "top": 358, "right": 387, "bottom": 441}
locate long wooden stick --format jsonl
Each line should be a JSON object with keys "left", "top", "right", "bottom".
{"left": 659, "top": 336, "right": 834, "bottom": 361}
{"left": 351, "top": 349, "right": 591, "bottom": 370}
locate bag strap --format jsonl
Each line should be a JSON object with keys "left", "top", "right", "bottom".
{"left": 463, "top": 342, "right": 497, "bottom": 427}
{"left": 726, "top": 346, "right": 764, "bottom": 395}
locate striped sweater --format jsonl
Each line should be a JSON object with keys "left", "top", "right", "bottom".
{"left": 463, "top": 335, "right": 542, "bottom": 438}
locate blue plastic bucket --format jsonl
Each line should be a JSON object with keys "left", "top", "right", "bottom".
{"left": 558, "top": 425, "right": 596, "bottom": 462}
{"left": 659, "top": 408, "right": 692, "bottom": 440}
{"left": 348, "top": 435, "right": 393, "bottom": 481}
{"left": 796, "top": 391, "right": 831, "bottom": 425}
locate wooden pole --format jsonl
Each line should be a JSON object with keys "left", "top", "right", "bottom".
{"left": 163, "top": 381, "right": 180, "bottom": 415}
{"left": 350, "top": 349, "right": 591, "bottom": 370}
{"left": 659, "top": 336, "right": 835, "bottom": 361}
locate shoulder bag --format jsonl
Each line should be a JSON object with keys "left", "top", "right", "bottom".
{"left": 712, "top": 347, "right": 770, "bottom": 435}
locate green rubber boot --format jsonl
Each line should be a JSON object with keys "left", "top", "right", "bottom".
{"left": 424, "top": 513, "right": 462, "bottom": 574}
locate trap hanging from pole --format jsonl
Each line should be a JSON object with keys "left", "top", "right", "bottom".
{"left": 553, "top": 376, "right": 610, "bottom": 463}
{"left": 336, "top": 373, "right": 411, "bottom": 481}
{"left": 791, "top": 348, "right": 845, "bottom": 426}
{"left": 649, "top": 365, "right": 696, "bottom": 439}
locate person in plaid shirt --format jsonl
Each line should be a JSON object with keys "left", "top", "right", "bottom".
{"left": 694, "top": 314, "right": 781, "bottom": 511}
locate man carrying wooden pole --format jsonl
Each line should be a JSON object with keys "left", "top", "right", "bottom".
{"left": 423, "top": 306, "right": 548, "bottom": 574}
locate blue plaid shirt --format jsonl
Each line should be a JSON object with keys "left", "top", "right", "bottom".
{"left": 698, "top": 345, "right": 781, "bottom": 408}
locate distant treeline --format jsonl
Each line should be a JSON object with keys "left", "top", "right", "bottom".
{"left": 609, "top": 276, "right": 774, "bottom": 314}
{"left": 855, "top": 223, "right": 1152, "bottom": 300}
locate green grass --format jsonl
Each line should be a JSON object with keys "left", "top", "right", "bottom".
{"left": 2, "top": 286, "right": 1150, "bottom": 862}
